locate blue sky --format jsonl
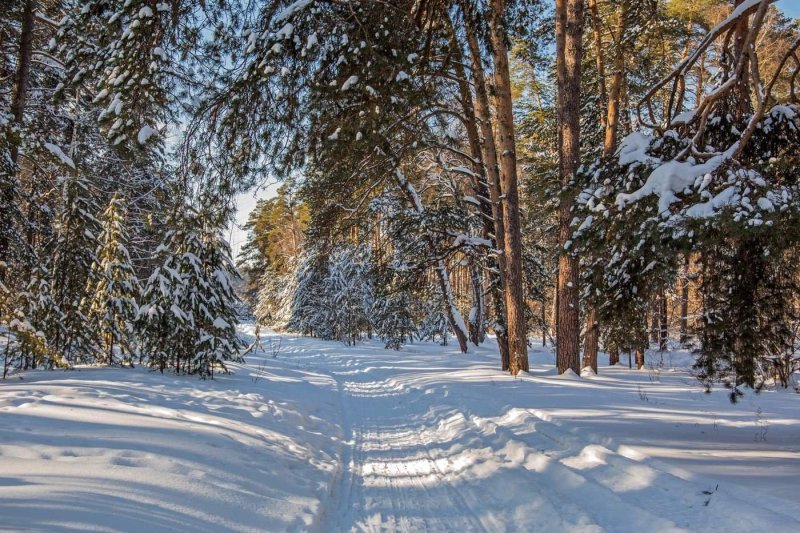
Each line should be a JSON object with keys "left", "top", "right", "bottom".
{"left": 777, "top": 0, "right": 800, "bottom": 19}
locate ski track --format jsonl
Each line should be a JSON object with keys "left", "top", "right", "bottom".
{"left": 275, "top": 335, "right": 800, "bottom": 533}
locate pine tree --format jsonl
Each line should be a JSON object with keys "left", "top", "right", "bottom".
{"left": 138, "top": 209, "right": 243, "bottom": 377}
{"left": 85, "top": 194, "right": 140, "bottom": 365}
{"left": 48, "top": 172, "right": 101, "bottom": 364}
{"left": 187, "top": 220, "right": 244, "bottom": 377}
{"left": 137, "top": 235, "right": 185, "bottom": 373}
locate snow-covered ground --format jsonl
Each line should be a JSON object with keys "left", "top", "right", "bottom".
{"left": 2, "top": 325, "right": 799, "bottom": 532}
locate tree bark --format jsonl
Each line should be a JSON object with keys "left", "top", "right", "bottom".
{"left": 679, "top": 256, "right": 690, "bottom": 345}
{"left": 447, "top": 16, "right": 491, "bottom": 348}
{"left": 609, "top": 345, "right": 619, "bottom": 366}
{"left": 555, "top": 0, "right": 584, "bottom": 375}
{"left": 588, "top": 0, "right": 607, "bottom": 131}
{"left": 582, "top": 306, "right": 598, "bottom": 373}
{"left": 659, "top": 284, "right": 668, "bottom": 351}
{"left": 732, "top": 0, "right": 753, "bottom": 121}
{"left": 487, "top": 0, "right": 528, "bottom": 374}
{"left": 10, "top": 0, "right": 37, "bottom": 165}
{"left": 468, "top": 263, "right": 485, "bottom": 346}
{"left": 635, "top": 347, "right": 645, "bottom": 369}
{"left": 604, "top": 1, "right": 627, "bottom": 155}
{"left": 582, "top": 1, "right": 627, "bottom": 374}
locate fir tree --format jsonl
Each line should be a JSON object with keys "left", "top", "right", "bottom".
{"left": 85, "top": 194, "right": 140, "bottom": 365}
{"left": 138, "top": 209, "right": 243, "bottom": 377}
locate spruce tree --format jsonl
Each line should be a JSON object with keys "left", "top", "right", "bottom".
{"left": 85, "top": 194, "right": 140, "bottom": 365}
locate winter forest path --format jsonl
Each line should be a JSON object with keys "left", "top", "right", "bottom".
{"left": 260, "top": 327, "right": 800, "bottom": 532}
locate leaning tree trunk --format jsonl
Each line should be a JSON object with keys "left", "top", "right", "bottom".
{"left": 488, "top": 0, "right": 529, "bottom": 375}
{"left": 464, "top": 18, "right": 511, "bottom": 370}
{"left": 555, "top": 0, "right": 584, "bottom": 375}
{"left": 446, "top": 16, "right": 491, "bottom": 348}
{"left": 395, "top": 169, "right": 469, "bottom": 353}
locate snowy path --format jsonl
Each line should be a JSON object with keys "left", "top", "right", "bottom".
{"left": 282, "top": 336, "right": 800, "bottom": 532}
{"left": 2, "top": 325, "right": 799, "bottom": 532}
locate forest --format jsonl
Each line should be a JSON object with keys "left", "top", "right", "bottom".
{"left": 2, "top": 0, "right": 800, "bottom": 396}
{"left": 3, "top": 1, "right": 800, "bottom": 531}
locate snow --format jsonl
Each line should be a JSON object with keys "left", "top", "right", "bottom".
{"left": 2, "top": 324, "right": 799, "bottom": 531}
{"left": 341, "top": 75, "right": 358, "bottom": 91}
{"left": 274, "top": 0, "right": 314, "bottom": 23}
{"left": 685, "top": 185, "right": 739, "bottom": 218}
{"left": 616, "top": 144, "right": 739, "bottom": 215}
{"left": 671, "top": 109, "right": 697, "bottom": 125}
{"left": 617, "top": 131, "right": 660, "bottom": 167}
{"left": 137, "top": 125, "right": 157, "bottom": 145}
{"left": 43, "top": 142, "right": 76, "bottom": 169}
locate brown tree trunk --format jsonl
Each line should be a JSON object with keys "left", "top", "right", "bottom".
{"left": 434, "top": 261, "right": 469, "bottom": 353}
{"left": 679, "top": 257, "right": 690, "bottom": 345}
{"left": 1, "top": 0, "right": 36, "bottom": 274}
{"left": 468, "top": 263, "right": 485, "bottom": 346}
{"left": 463, "top": 14, "right": 511, "bottom": 368}
{"left": 635, "top": 347, "right": 645, "bottom": 369}
{"left": 604, "top": 1, "right": 627, "bottom": 154}
{"left": 447, "top": 16, "right": 490, "bottom": 348}
{"left": 582, "top": 306, "right": 598, "bottom": 373}
{"left": 582, "top": 1, "right": 627, "bottom": 374}
{"left": 659, "top": 285, "right": 668, "bottom": 351}
{"left": 732, "top": 0, "right": 753, "bottom": 121}
{"left": 488, "top": 0, "right": 528, "bottom": 374}
{"left": 555, "top": 0, "right": 584, "bottom": 375}
{"left": 588, "top": 0, "right": 607, "bottom": 131}
{"left": 10, "top": 0, "right": 37, "bottom": 165}
{"left": 609, "top": 345, "right": 619, "bottom": 366}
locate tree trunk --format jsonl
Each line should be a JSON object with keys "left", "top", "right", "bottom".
{"left": 582, "top": 1, "right": 627, "bottom": 375}
{"left": 732, "top": 0, "right": 753, "bottom": 121}
{"left": 10, "top": 0, "right": 37, "bottom": 165}
{"left": 635, "top": 347, "right": 645, "bottom": 369}
{"left": 588, "top": 0, "right": 607, "bottom": 131}
{"left": 659, "top": 285, "right": 668, "bottom": 351}
{"left": 462, "top": 13, "right": 511, "bottom": 368}
{"left": 446, "top": 16, "right": 491, "bottom": 348}
{"left": 604, "top": 1, "right": 627, "bottom": 155}
{"left": 395, "top": 168, "right": 469, "bottom": 353}
{"left": 582, "top": 306, "right": 598, "bottom": 373}
{"left": 555, "top": 0, "right": 584, "bottom": 375}
{"left": 468, "top": 263, "right": 485, "bottom": 346}
{"left": 679, "top": 256, "right": 690, "bottom": 345}
{"left": 609, "top": 345, "right": 619, "bottom": 366}
{"left": 1, "top": 0, "right": 36, "bottom": 273}
{"left": 488, "top": 0, "right": 528, "bottom": 374}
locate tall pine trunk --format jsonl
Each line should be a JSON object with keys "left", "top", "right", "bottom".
{"left": 487, "top": 0, "right": 528, "bottom": 374}
{"left": 555, "top": 0, "right": 584, "bottom": 375}
{"left": 10, "top": 0, "right": 36, "bottom": 164}
{"left": 464, "top": 22, "right": 511, "bottom": 369}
